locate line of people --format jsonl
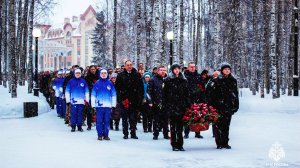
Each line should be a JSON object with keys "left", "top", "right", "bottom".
{"left": 38, "top": 60, "right": 239, "bottom": 152}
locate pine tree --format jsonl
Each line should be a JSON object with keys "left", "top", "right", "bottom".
{"left": 91, "top": 11, "right": 111, "bottom": 68}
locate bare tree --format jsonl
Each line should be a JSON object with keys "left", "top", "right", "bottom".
{"left": 0, "top": 0, "right": 3, "bottom": 86}
{"left": 261, "top": 0, "right": 270, "bottom": 98}
{"left": 27, "top": 0, "right": 34, "bottom": 93}
{"left": 270, "top": 0, "right": 278, "bottom": 98}
{"left": 9, "top": 0, "right": 17, "bottom": 97}
{"left": 179, "top": 0, "right": 184, "bottom": 66}
{"left": 112, "top": 0, "right": 117, "bottom": 68}
{"left": 20, "top": 0, "right": 29, "bottom": 86}
{"left": 135, "top": 0, "right": 142, "bottom": 66}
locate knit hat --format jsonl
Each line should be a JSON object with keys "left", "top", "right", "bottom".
{"left": 143, "top": 71, "right": 152, "bottom": 79}
{"left": 99, "top": 69, "right": 108, "bottom": 79}
{"left": 74, "top": 68, "right": 81, "bottom": 74}
{"left": 171, "top": 63, "right": 181, "bottom": 72}
{"left": 200, "top": 69, "right": 209, "bottom": 76}
{"left": 220, "top": 62, "right": 231, "bottom": 72}
{"left": 57, "top": 70, "right": 63, "bottom": 75}
{"left": 65, "top": 70, "right": 71, "bottom": 74}
{"left": 110, "top": 72, "right": 118, "bottom": 79}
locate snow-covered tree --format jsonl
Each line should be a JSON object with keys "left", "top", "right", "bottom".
{"left": 9, "top": 0, "right": 17, "bottom": 98}
{"left": 91, "top": 11, "right": 112, "bottom": 68}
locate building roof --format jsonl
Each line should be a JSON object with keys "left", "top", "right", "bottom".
{"left": 80, "top": 5, "right": 96, "bottom": 21}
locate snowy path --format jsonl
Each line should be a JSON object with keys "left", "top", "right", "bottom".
{"left": 0, "top": 90, "right": 300, "bottom": 168}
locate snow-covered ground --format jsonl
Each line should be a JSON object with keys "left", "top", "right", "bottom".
{"left": 0, "top": 85, "right": 50, "bottom": 119}
{"left": 0, "top": 87, "right": 299, "bottom": 168}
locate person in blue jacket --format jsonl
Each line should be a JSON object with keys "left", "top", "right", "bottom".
{"left": 91, "top": 69, "right": 117, "bottom": 141}
{"left": 52, "top": 70, "right": 65, "bottom": 118}
{"left": 65, "top": 68, "right": 89, "bottom": 132}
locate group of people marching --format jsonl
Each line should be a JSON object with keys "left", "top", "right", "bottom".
{"left": 38, "top": 60, "right": 239, "bottom": 151}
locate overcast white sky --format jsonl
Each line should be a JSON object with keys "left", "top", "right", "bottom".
{"left": 49, "top": 0, "right": 100, "bottom": 26}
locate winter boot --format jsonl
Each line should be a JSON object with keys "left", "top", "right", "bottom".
{"left": 123, "top": 135, "right": 128, "bottom": 139}
{"left": 223, "top": 145, "right": 231, "bottom": 149}
{"left": 195, "top": 132, "right": 203, "bottom": 139}
{"left": 172, "top": 147, "right": 179, "bottom": 151}
{"left": 87, "top": 126, "right": 91, "bottom": 131}
{"left": 104, "top": 136, "right": 110, "bottom": 140}
{"left": 178, "top": 147, "right": 185, "bottom": 151}
{"left": 153, "top": 136, "right": 158, "bottom": 140}
{"left": 164, "top": 135, "right": 170, "bottom": 139}
{"left": 71, "top": 126, "right": 76, "bottom": 132}
{"left": 217, "top": 146, "right": 223, "bottom": 149}
{"left": 184, "top": 134, "right": 189, "bottom": 139}
{"left": 98, "top": 136, "right": 102, "bottom": 141}
{"left": 78, "top": 126, "right": 84, "bottom": 132}
{"left": 65, "top": 120, "right": 69, "bottom": 125}
{"left": 131, "top": 133, "right": 138, "bottom": 139}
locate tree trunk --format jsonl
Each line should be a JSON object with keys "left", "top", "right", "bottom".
{"left": 172, "top": 0, "right": 178, "bottom": 63}
{"left": 195, "top": 0, "right": 201, "bottom": 67}
{"left": 288, "top": 0, "right": 295, "bottom": 96}
{"left": 179, "top": 0, "right": 184, "bottom": 66}
{"left": 160, "top": 0, "right": 167, "bottom": 66}
{"left": 21, "top": 0, "right": 28, "bottom": 86}
{"left": 251, "top": 0, "right": 259, "bottom": 95}
{"left": 270, "top": 0, "right": 278, "bottom": 98}
{"left": 261, "top": 0, "right": 270, "bottom": 98}
{"left": 2, "top": 0, "right": 8, "bottom": 88}
{"left": 277, "top": 0, "right": 285, "bottom": 97}
{"left": 0, "top": 0, "right": 3, "bottom": 86}
{"left": 112, "top": 0, "right": 117, "bottom": 68}
{"left": 135, "top": 0, "right": 142, "bottom": 66}
{"left": 192, "top": 0, "right": 196, "bottom": 62}
{"left": 16, "top": 0, "right": 23, "bottom": 86}
{"left": 28, "top": 0, "right": 34, "bottom": 93}
{"left": 9, "top": 0, "right": 17, "bottom": 98}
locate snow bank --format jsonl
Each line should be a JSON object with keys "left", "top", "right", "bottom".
{"left": 0, "top": 88, "right": 299, "bottom": 168}
{"left": 0, "top": 84, "right": 51, "bottom": 119}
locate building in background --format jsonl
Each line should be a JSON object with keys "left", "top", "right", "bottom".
{"left": 35, "top": 5, "right": 96, "bottom": 71}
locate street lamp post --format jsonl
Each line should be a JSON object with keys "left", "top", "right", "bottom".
{"left": 32, "top": 28, "right": 41, "bottom": 97}
{"left": 167, "top": 31, "right": 174, "bottom": 69}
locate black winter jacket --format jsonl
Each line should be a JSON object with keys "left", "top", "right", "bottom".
{"left": 115, "top": 68, "right": 144, "bottom": 108}
{"left": 163, "top": 72, "right": 190, "bottom": 117}
{"left": 147, "top": 74, "right": 164, "bottom": 106}
{"left": 211, "top": 74, "right": 239, "bottom": 115}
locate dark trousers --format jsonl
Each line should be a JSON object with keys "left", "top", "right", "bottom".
{"left": 110, "top": 119, "right": 120, "bottom": 129}
{"left": 153, "top": 106, "right": 168, "bottom": 137}
{"left": 215, "top": 114, "right": 232, "bottom": 147}
{"left": 170, "top": 116, "right": 184, "bottom": 149}
{"left": 121, "top": 105, "right": 138, "bottom": 136}
{"left": 142, "top": 104, "right": 153, "bottom": 132}
{"left": 87, "top": 108, "right": 93, "bottom": 128}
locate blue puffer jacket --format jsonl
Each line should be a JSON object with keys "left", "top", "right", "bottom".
{"left": 65, "top": 77, "right": 89, "bottom": 105}
{"left": 91, "top": 78, "right": 116, "bottom": 108}
{"left": 52, "top": 77, "right": 65, "bottom": 98}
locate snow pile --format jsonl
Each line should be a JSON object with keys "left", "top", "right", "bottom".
{"left": 0, "top": 85, "right": 51, "bottom": 119}
{"left": 0, "top": 88, "right": 299, "bottom": 168}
